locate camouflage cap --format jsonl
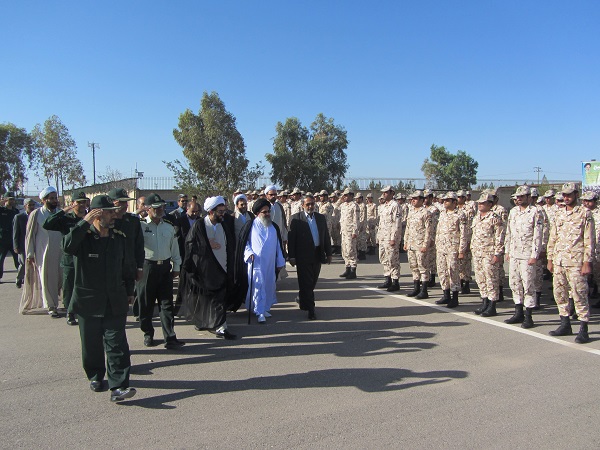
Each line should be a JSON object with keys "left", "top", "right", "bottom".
{"left": 334, "top": 189, "right": 342, "bottom": 196}
{"left": 530, "top": 187, "right": 539, "bottom": 197}
{"left": 556, "top": 193, "right": 564, "bottom": 201}
{"left": 581, "top": 191, "right": 598, "bottom": 201}
{"left": 441, "top": 191, "right": 458, "bottom": 200}
{"left": 543, "top": 189, "right": 556, "bottom": 198}
{"left": 409, "top": 190, "right": 425, "bottom": 198}
{"left": 342, "top": 187, "right": 354, "bottom": 195}
{"left": 280, "top": 190, "right": 289, "bottom": 196}
{"left": 329, "top": 192, "right": 336, "bottom": 198}
{"left": 456, "top": 189, "right": 467, "bottom": 197}
{"left": 487, "top": 187, "right": 499, "bottom": 196}
{"left": 561, "top": 182, "right": 578, "bottom": 194}
{"left": 476, "top": 193, "right": 494, "bottom": 203}
{"left": 380, "top": 185, "right": 394, "bottom": 193}
{"left": 355, "top": 192, "right": 363, "bottom": 198}
{"left": 423, "top": 189, "right": 433, "bottom": 197}
{"left": 305, "top": 192, "right": 313, "bottom": 197}
{"left": 537, "top": 197, "right": 545, "bottom": 205}
{"left": 510, "top": 193, "right": 517, "bottom": 200}
{"left": 514, "top": 185, "right": 530, "bottom": 196}
{"left": 290, "top": 187, "right": 301, "bottom": 195}
{"left": 366, "top": 193, "right": 373, "bottom": 198}
{"left": 319, "top": 189, "right": 328, "bottom": 196}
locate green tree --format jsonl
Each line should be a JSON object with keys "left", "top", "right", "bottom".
{"left": 421, "top": 144, "right": 478, "bottom": 191}
{"left": 265, "top": 113, "right": 348, "bottom": 191}
{"left": 0, "top": 123, "right": 33, "bottom": 195}
{"left": 31, "top": 115, "right": 86, "bottom": 194}
{"left": 394, "top": 180, "right": 416, "bottom": 194}
{"left": 168, "top": 91, "right": 263, "bottom": 199}
{"left": 345, "top": 179, "right": 360, "bottom": 192}
{"left": 368, "top": 180, "right": 383, "bottom": 190}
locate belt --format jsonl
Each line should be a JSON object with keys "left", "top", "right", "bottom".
{"left": 145, "top": 258, "right": 171, "bottom": 265}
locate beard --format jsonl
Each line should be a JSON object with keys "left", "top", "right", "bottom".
{"left": 259, "top": 215, "right": 272, "bottom": 227}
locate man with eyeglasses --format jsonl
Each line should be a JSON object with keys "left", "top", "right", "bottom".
{"left": 137, "top": 193, "right": 184, "bottom": 349}
{"left": 236, "top": 198, "right": 286, "bottom": 323}
{"left": 169, "top": 194, "right": 188, "bottom": 220}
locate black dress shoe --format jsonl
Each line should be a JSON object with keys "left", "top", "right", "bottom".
{"left": 110, "top": 387, "right": 137, "bottom": 402}
{"left": 164, "top": 338, "right": 185, "bottom": 349}
{"left": 308, "top": 310, "right": 317, "bottom": 320}
{"left": 143, "top": 336, "right": 155, "bottom": 347}
{"left": 49, "top": 309, "right": 61, "bottom": 318}
{"left": 66, "top": 313, "right": 78, "bottom": 326}
{"left": 214, "top": 330, "right": 237, "bottom": 340}
{"left": 16, "top": 280, "right": 22, "bottom": 289}
{"left": 90, "top": 380, "right": 104, "bottom": 392}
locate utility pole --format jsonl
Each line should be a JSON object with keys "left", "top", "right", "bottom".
{"left": 88, "top": 142, "right": 100, "bottom": 185}
{"left": 533, "top": 166, "right": 542, "bottom": 185}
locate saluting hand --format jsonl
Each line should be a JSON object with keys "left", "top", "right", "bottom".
{"left": 83, "top": 209, "right": 103, "bottom": 224}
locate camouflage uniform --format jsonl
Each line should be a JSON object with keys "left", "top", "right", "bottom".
{"left": 320, "top": 199, "right": 335, "bottom": 246}
{"left": 404, "top": 205, "right": 433, "bottom": 282}
{"left": 547, "top": 205, "right": 595, "bottom": 322}
{"left": 426, "top": 200, "right": 440, "bottom": 279}
{"left": 356, "top": 197, "right": 368, "bottom": 253}
{"left": 491, "top": 203, "right": 508, "bottom": 285}
{"left": 331, "top": 197, "right": 342, "bottom": 248}
{"left": 505, "top": 204, "right": 544, "bottom": 307}
{"left": 471, "top": 209, "right": 505, "bottom": 301}
{"left": 436, "top": 207, "right": 468, "bottom": 292}
{"left": 378, "top": 199, "right": 402, "bottom": 280}
{"left": 457, "top": 200, "right": 475, "bottom": 283}
{"left": 339, "top": 199, "right": 360, "bottom": 268}
{"left": 366, "top": 199, "right": 378, "bottom": 249}
{"left": 532, "top": 204, "right": 550, "bottom": 294}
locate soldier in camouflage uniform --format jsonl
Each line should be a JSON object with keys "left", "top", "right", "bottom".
{"left": 377, "top": 186, "right": 402, "bottom": 292}
{"left": 471, "top": 193, "right": 505, "bottom": 317}
{"left": 403, "top": 190, "right": 433, "bottom": 299}
{"left": 581, "top": 191, "right": 600, "bottom": 307}
{"left": 487, "top": 188, "right": 508, "bottom": 302}
{"left": 396, "top": 193, "right": 409, "bottom": 253}
{"left": 529, "top": 187, "right": 550, "bottom": 309}
{"left": 366, "top": 193, "right": 378, "bottom": 254}
{"left": 355, "top": 192, "right": 368, "bottom": 260}
{"left": 457, "top": 190, "right": 475, "bottom": 293}
{"left": 289, "top": 188, "right": 303, "bottom": 218}
{"left": 504, "top": 186, "right": 544, "bottom": 328}
{"left": 547, "top": 182, "right": 594, "bottom": 343}
{"left": 329, "top": 192, "right": 342, "bottom": 254}
{"left": 435, "top": 192, "right": 468, "bottom": 308}
{"left": 424, "top": 189, "right": 440, "bottom": 287}
{"left": 338, "top": 188, "right": 360, "bottom": 279}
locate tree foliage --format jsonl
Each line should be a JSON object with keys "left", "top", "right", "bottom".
{"left": 0, "top": 123, "right": 33, "bottom": 195}
{"left": 31, "top": 115, "right": 86, "bottom": 194}
{"left": 421, "top": 144, "right": 478, "bottom": 191}
{"left": 169, "top": 91, "right": 263, "bottom": 199}
{"left": 265, "top": 113, "right": 348, "bottom": 191}
{"left": 98, "top": 166, "right": 136, "bottom": 192}
{"left": 394, "top": 180, "right": 416, "bottom": 194}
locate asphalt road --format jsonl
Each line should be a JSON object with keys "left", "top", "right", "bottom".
{"left": 1, "top": 252, "right": 599, "bottom": 449}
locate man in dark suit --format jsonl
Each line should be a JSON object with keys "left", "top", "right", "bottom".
{"left": 169, "top": 194, "right": 188, "bottom": 220}
{"left": 288, "top": 195, "right": 332, "bottom": 320}
{"left": 12, "top": 198, "right": 37, "bottom": 288}
{"left": 174, "top": 200, "right": 200, "bottom": 313}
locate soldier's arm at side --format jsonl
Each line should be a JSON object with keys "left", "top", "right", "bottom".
{"left": 63, "top": 220, "right": 91, "bottom": 255}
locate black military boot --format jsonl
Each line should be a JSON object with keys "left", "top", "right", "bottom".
{"left": 497, "top": 285, "right": 504, "bottom": 302}
{"left": 504, "top": 304, "right": 524, "bottom": 324}
{"left": 481, "top": 300, "right": 497, "bottom": 317}
{"left": 407, "top": 281, "right": 421, "bottom": 297}
{"left": 387, "top": 278, "right": 400, "bottom": 292}
{"left": 461, "top": 281, "right": 471, "bottom": 294}
{"left": 447, "top": 291, "right": 459, "bottom": 308}
{"left": 378, "top": 276, "right": 392, "bottom": 289}
{"left": 358, "top": 250, "right": 366, "bottom": 260}
{"left": 339, "top": 266, "right": 350, "bottom": 278}
{"left": 436, "top": 289, "right": 451, "bottom": 305}
{"left": 474, "top": 298, "right": 489, "bottom": 315}
{"left": 428, "top": 274, "right": 436, "bottom": 288}
{"left": 568, "top": 298, "right": 578, "bottom": 320}
{"left": 416, "top": 282, "right": 429, "bottom": 299}
{"left": 575, "top": 322, "right": 590, "bottom": 344}
{"left": 346, "top": 267, "right": 357, "bottom": 280}
{"left": 522, "top": 308, "right": 534, "bottom": 329}
{"left": 549, "top": 316, "right": 573, "bottom": 336}
{"left": 533, "top": 292, "right": 541, "bottom": 310}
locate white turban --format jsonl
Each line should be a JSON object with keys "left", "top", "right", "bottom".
{"left": 264, "top": 185, "right": 278, "bottom": 195}
{"left": 203, "top": 196, "right": 225, "bottom": 212}
{"left": 234, "top": 194, "right": 247, "bottom": 205}
{"left": 39, "top": 186, "right": 57, "bottom": 200}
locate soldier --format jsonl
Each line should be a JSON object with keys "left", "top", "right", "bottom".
{"left": 355, "top": 192, "right": 368, "bottom": 260}
{"left": 377, "top": 186, "right": 402, "bottom": 291}
{"left": 279, "top": 190, "right": 292, "bottom": 228}
{"left": 581, "top": 191, "right": 600, "bottom": 307}
{"left": 457, "top": 190, "right": 475, "bottom": 293}
{"left": 0, "top": 193, "right": 20, "bottom": 283}
{"left": 396, "top": 193, "right": 409, "bottom": 252}
{"left": 403, "top": 190, "right": 433, "bottom": 299}
{"left": 338, "top": 188, "right": 360, "bottom": 279}
{"left": 504, "top": 186, "right": 544, "bottom": 328}
{"left": 471, "top": 193, "right": 505, "bottom": 317}
{"left": 424, "top": 189, "right": 440, "bottom": 287}
{"left": 547, "top": 183, "right": 594, "bottom": 343}
{"left": 365, "top": 192, "right": 378, "bottom": 254}
{"left": 330, "top": 192, "right": 342, "bottom": 254}
{"left": 435, "top": 192, "right": 468, "bottom": 308}
{"left": 318, "top": 191, "right": 334, "bottom": 248}
{"left": 530, "top": 187, "right": 550, "bottom": 309}
{"left": 487, "top": 188, "right": 508, "bottom": 302}
{"left": 289, "top": 188, "right": 303, "bottom": 217}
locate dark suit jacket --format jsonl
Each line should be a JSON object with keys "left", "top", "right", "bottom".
{"left": 13, "top": 212, "right": 29, "bottom": 253}
{"left": 288, "top": 211, "right": 332, "bottom": 264}
{"left": 175, "top": 214, "right": 196, "bottom": 260}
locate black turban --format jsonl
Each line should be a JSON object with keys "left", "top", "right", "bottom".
{"left": 252, "top": 198, "right": 271, "bottom": 215}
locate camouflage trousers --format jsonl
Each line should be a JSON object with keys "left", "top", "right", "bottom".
{"left": 552, "top": 265, "right": 589, "bottom": 321}
{"left": 436, "top": 251, "right": 461, "bottom": 291}
{"left": 341, "top": 233, "right": 358, "bottom": 267}
{"left": 594, "top": 260, "right": 600, "bottom": 285}
{"left": 459, "top": 251, "right": 472, "bottom": 281}
{"left": 427, "top": 243, "right": 437, "bottom": 276}
{"left": 408, "top": 248, "right": 430, "bottom": 282}
{"left": 326, "top": 220, "right": 334, "bottom": 246}
{"left": 332, "top": 223, "right": 341, "bottom": 246}
{"left": 532, "top": 259, "right": 543, "bottom": 292}
{"left": 472, "top": 254, "right": 499, "bottom": 301}
{"left": 367, "top": 222, "right": 377, "bottom": 247}
{"left": 358, "top": 228, "right": 368, "bottom": 252}
{"left": 499, "top": 261, "right": 506, "bottom": 286}
{"left": 379, "top": 239, "right": 400, "bottom": 279}
{"left": 508, "top": 258, "right": 536, "bottom": 308}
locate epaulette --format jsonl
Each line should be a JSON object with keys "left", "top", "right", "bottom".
{"left": 114, "top": 229, "right": 127, "bottom": 238}
{"left": 162, "top": 216, "right": 176, "bottom": 227}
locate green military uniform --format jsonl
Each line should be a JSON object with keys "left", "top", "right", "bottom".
{"left": 63, "top": 218, "right": 133, "bottom": 391}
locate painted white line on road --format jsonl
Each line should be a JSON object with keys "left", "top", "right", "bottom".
{"left": 361, "top": 285, "right": 600, "bottom": 357}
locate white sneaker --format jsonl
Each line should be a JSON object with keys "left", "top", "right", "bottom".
{"left": 264, "top": 311, "right": 272, "bottom": 318}
{"left": 257, "top": 314, "right": 266, "bottom": 323}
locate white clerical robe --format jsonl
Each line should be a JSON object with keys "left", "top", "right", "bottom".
{"left": 244, "top": 220, "right": 285, "bottom": 316}
{"left": 19, "top": 207, "right": 63, "bottom": 313}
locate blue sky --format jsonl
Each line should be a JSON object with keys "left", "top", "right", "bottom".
{"left": 3, "top": 0, "right": 599, "bottom": 192}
